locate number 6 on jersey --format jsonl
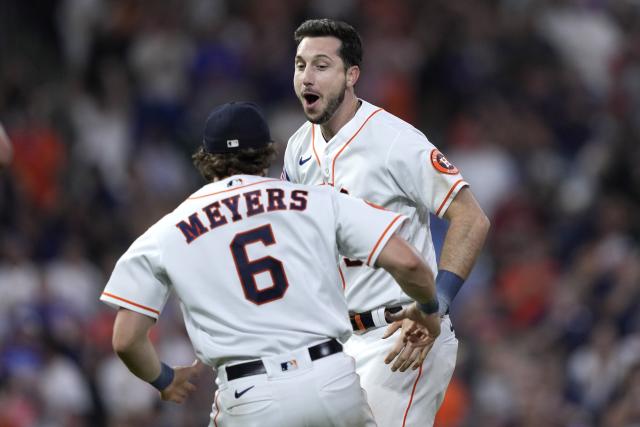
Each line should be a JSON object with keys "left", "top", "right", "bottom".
{"left": 230, "top": 224, "right": 289, "bottom": 305}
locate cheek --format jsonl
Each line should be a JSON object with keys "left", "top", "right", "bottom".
{"left": 323, "top": 76, "right": 344, "bottom": 96}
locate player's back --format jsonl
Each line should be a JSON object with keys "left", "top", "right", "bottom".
{"left": 157, "top": 175, "right": 349, "bottom": 366}
{"left": 102, "top": 174, "right": 403, "bottom": 367}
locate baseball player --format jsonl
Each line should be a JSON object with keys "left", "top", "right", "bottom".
{"left": 101, "top": 101, "right": 444, "bottom": 427}
{"left": 283, "top": 19, "right": 490, "bottom": 426}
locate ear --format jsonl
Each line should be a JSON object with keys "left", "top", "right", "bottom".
{"left": 346, "top": 65, "right": 360, "bottom": 88}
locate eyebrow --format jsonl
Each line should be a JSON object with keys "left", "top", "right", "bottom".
{"left": 295, "top": 54, "right": 334, "bottom": 62}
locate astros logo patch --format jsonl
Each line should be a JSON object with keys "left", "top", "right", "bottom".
{"left": 430, "top": 149, "right": 459, "bottom": 174}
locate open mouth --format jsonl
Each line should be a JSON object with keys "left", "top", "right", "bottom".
{"left": 302, "top": 93, "right": 320, "bottom": 107}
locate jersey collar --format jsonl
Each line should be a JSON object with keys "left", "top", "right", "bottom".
{"left": 313, "top": 99, "right": 380, "bottom": 146}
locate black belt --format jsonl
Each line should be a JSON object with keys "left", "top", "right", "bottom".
{"left": 350, "top": 306, "right": 403, "bottom": 331}
{"left": 225, "top": 339, "right": 342, "bottom": 381}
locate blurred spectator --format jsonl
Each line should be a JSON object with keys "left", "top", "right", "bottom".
{"left": 96, "top": 354, "right": 157, "bottom": 422}
{"left": 69, "top": 58, "right": 133, "bottom": 197}
{"left": 0, "top": 237, "right": 40, "bottom": 341}
{"left": 6, "top": 99, "right": 66, "bottom": 212}
{"left": 128, "top": 6, "right": 194, "bottom": 139}
{"left": 0, "top": 122, "right": 13, "bottom": 169}
{"left": 537, "top": 1, "right": 622, "bottom": 97}
{"left": 43, "top": 237, "right": 103, "bottom": 320}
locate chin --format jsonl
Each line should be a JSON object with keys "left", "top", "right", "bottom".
{"left": 303, "top": 109, "right": 320, "bottom": 122}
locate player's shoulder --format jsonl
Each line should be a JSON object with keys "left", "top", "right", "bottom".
{"left": 287, "top": 121, "right": 313, "bottom": 149}
{"left": 362, "top": 100, "right": 430, "bottom": 143}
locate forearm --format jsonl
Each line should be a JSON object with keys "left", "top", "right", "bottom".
{"left": 439, "top": 211, "right": 489, "bottom": 279}
{"left": 389, "top": 263, "right": 437, "bottom": 304}
{"left": 376, "top": 235, "right": 437, "bottom": 304}
{"left": 112, "top": 308, "right": 162, "bottom": 382}
{"left": 436, "top": 188, "right": 490, "bottom": 314}
{"left": 116, "top": 336, "right": 162, "bottom": 382}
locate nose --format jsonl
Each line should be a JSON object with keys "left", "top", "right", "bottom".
{"left": 300, "top": 66, "right": 314, "bottom": 87}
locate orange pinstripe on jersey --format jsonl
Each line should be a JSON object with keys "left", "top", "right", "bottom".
{"left": 365, "top": 200, "right": 387, "bottom": 211}
{"left": 338, "top": 266, "right": 346, "bottom": 290}
{"left": 213, "top": 391, "right": 221, "bottom": 427}
{"left": 402, "top": 365, "right": 423, "bottom": 427}
{"left": 101, "top": 292, "right": 160, "bottom": 315}
{"left": 311, "top": 125, "right": 322, "bottom": 167}
{"left": 367, "top": 214, "right": 404, "bottom": 266}
{"left": 188, "top": 179, "right": 280, "bottom": 200}
{"left": 331, "top": 108, "right": 383, "bottom": 186}
{"left": 435, "top": 179, "right": 465, "bottom": 217}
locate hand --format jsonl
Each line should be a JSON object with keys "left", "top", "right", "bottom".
{"left": 160, "top": 359, "right": 206, "bottom": 403}
{"left": 382, "top": 305, "right": 441, "bottom": 372}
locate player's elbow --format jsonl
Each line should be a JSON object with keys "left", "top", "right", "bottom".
{"left": 378, "top": 235, "right": 429, "bottom": 278}
{"left": 112, "top": 330, "right": 137, "bottom": 356}
{"left": 475, "top": 211, "right": 491, "bottom": 236}
{"left": 111, "top": 308, "right": 155, "bottom": 357}
{"left": 388, "top": 253, "right": 431, "bottom": 287}
{"left": 395, "top": 253, "right": 424, "bottom": 275}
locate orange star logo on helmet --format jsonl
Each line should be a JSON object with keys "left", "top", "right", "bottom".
{"left": 430, "top": 149, "right": 459, "bottom": 175}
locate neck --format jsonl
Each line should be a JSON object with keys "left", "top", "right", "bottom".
{"left": 320, "top": 92, "right": 360, "bottom": 141}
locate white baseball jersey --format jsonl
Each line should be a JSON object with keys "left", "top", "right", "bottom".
{"left": 282, "top": 99, "right": 469, "bottom": 312}
{"left": 100, "top": 175, "right": 405, "bottom": 368}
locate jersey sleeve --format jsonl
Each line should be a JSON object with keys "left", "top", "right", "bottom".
{"left": 100, "top": 227, "right": 171, "bottom": 319}
{"left": 385, "top": 130, "right": 468, "bottom": 218}
{"left": 282, "top": 135, "right": 300, "bottom": 183}
{"left": 332, "top": 191, "right": 407, "bottom": 267}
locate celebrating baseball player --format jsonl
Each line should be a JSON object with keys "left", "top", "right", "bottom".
{"left": 282, "top": 19, "right": 490, "bottom": 426}
{"left": 101, "top": 101, "right": 445, "bottom": 427}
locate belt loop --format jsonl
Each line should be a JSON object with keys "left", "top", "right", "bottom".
{"left": 372, "top": 307, "right": 388, "bottom": 328}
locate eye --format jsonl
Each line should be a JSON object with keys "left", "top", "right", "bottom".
{"left": 316, "top": 64, "right": 328, "bottom": 70}
{"left": 295, "top": 62, "right": 305, "bottom": 71}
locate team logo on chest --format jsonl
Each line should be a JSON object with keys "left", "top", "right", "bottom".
{"left": 430, "top": 149, "right": 459, "bottom": 174}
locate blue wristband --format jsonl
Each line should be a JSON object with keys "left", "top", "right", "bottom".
{"left": 149, "top": 362, "right": 175, "bottom": 391}
{"left": 435, "top": 270, "right": 465, "bottom": 316}
{"left": 418, "top": 299, "right": 440, "bottom": 315}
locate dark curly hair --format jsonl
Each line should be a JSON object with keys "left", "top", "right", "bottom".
{"left": 294, "top": 18, "right": 363, "bottom": 69}
{"left": 192, "top": 145, "right": 276, "bottom": 182}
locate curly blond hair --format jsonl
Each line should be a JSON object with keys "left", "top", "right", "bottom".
{"left": 192, "top": 145, "right": 276, "bottom": 182}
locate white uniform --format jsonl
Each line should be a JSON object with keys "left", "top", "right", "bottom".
{"left": 101, "top": 175, "right": 407, "bottom": 427}
{"left": 283, "top": 100, "right": 468, "bottom": 427}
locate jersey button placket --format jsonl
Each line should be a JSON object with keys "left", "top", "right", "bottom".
{"left": 323, "top": 155, "right": 331, "bottom": 183}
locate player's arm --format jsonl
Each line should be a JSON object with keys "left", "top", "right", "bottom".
{"left": 331, "top": 190, "right": 440, "bottom": 370}
{"left": 0, "top": 123, "right": 13, "bottom": 169}
{"left": 375, "top": 235, "right": 441, "bottom": 371}
{"left": 437, "top": 187, "right": 490, "bottom": 315}
{"left": 376, "top": 235, "right": 438, "bottom": 312}
{"left": 112, "top": 307, "right": 203, "bottom": 403}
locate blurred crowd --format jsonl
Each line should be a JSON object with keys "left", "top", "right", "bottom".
{"left": 1, "top": 0, "right": 639, "bottom": 426}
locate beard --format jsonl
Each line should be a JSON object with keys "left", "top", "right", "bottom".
{"left": 306, "top": 83, "right": 346, "bottom": 125}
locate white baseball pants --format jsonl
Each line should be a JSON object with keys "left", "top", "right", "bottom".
{"left": 344, "top": 315, "right": 458, "bottom": 427}
{"left": 210, "top": 347, "right": 376, "bottom": 427}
